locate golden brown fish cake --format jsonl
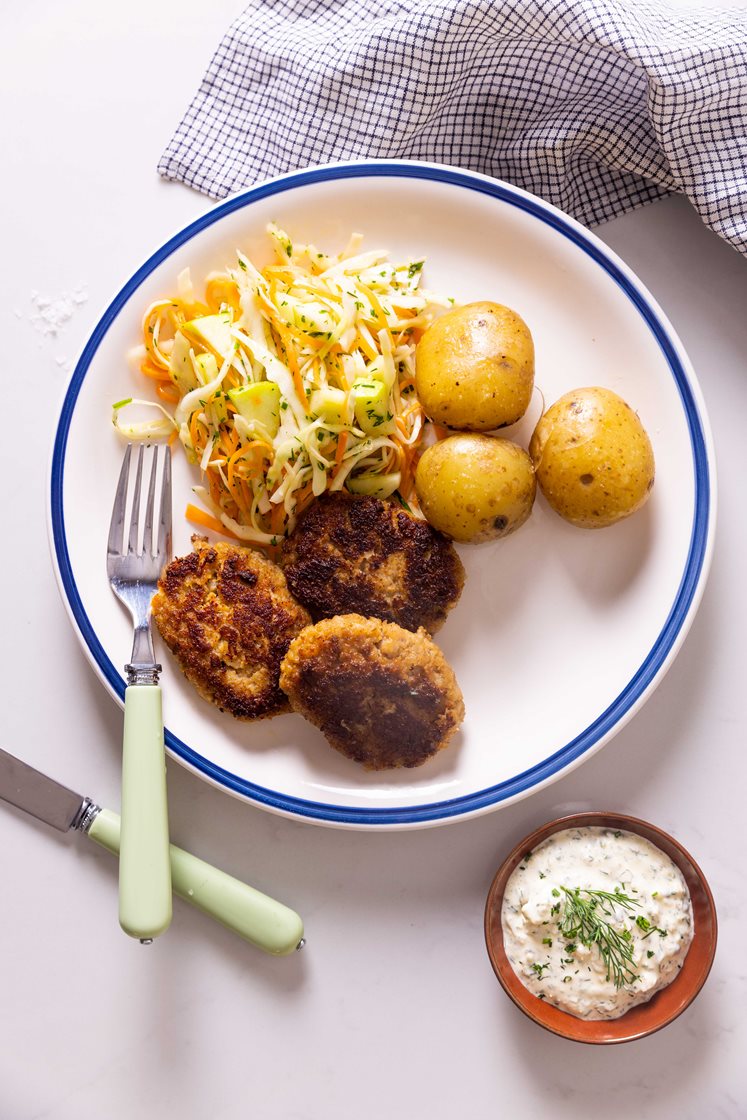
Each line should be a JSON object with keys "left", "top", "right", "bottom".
{"left": 279, "top": 493, "right": 465, "bottom": 634}
{"left": 279, "top": 614, "right": 464, "bottom": 770}
{"left": 152, "top": 535, "right": 311, "bottom": 720}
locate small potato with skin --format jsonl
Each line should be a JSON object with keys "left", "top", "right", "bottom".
{"left": 529, "top": 387, "right": 655, "bottom": 529}
{"left": 415, "top": 434, "right": 536, "bottom": 543}
{"left": 415, "top": 302, "right": 535, "bottom": 431}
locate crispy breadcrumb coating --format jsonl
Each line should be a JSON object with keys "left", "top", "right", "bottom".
{"left": 279, "top": 493, "right": 465, "bottom": 634}
{"left": 279, "top": 614, "right": 464, "bottom": 769}
{"left": 152, "top": 536, "right": 310, "bottom": 720}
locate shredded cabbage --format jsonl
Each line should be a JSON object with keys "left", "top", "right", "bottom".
{"left": 111, "top": 398, "right": 177, "bottom": 441}
{"left": 122, "top": 226, "right": 453, "bottom": 547}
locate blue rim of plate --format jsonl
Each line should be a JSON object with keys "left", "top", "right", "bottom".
{"left": 50, "top": 161, "right": 712, "bottom": 827}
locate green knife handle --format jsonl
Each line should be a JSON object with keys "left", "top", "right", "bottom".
{"left": 88, "top": 808, "right": 304, "bottom": 955}
{"left": 119, "top": 685, "right": 172, "bottom": 941}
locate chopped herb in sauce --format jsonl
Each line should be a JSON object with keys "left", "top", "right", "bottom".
{"left": 501, "top": 827, "right": 694, "bottom": 1021}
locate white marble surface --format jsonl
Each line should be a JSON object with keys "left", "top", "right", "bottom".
{"left": 2, "top": 2, "right": 746, "bottom": 1117}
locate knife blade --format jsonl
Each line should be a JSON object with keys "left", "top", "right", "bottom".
{"left": 0, "top": 747, "right": 304, "bottom": 955}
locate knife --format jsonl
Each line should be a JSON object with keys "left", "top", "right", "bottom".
{"left": 0, "top": 747, "right": 304, "bottom": 955}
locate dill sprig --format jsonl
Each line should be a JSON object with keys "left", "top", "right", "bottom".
{"left": 557, "top": 887, "right": 642, "bottom": 989}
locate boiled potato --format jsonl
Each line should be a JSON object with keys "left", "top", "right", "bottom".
{"left": 415, "top": 302, "right": 534, "bottom": 430}
{"left": 529, "top": 387, "right": 655, "bottom": 529}
{"left": 415, "top": 434, "right": 536, "bottom": 543}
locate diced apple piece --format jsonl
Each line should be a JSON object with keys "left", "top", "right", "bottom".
{"left": 276, "top": 292, "right": 335, "bottom": 335}
{"left": 194, "top": 353, "right": 218, "bottom": 385}
{"left": 310, "top": 386, "right": 349, "bottom": 426}
{"left": 365, "top": 356, "right": 393, "bottom": 389}
{"left": 182, "top": 312, "right": 234, "bottom": 359}
{"left": 228, "top": 381, "right": 281, "bottom": 439}
{"left": 352, "top": 376, "right": 393, "bottom": 434}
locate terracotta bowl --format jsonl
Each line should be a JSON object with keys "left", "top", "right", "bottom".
{"left": 484, "top": 811, "right": 717, "bottom": 1044}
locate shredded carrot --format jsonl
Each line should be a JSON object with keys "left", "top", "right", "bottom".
{"left": 334, "top": 430, "right": 349, "bottom": 466}
{"left": 222, "top": 368, "right": 244, "bottom": 392}
{"left": 358, "top": 284, "right": 389, "bottom": 330}
{"left": 226, "top": 441, "right": 271, "bottom": 489}
{"left": 400, "top": 472, "right": 415, "bottom": 500}
{"left": 189, "top": 411, "right": 207, "bottom": 457}
{"left": 219, "top": 424, "right": 240, "bottom": 457}
{"left": 269, "top": 502, "right": 285, "bottom": 535}
{"left": 238, "top": 478, "right": 254, "bottom": 512}
{"left": 156, "top": 382, "right": 180, "bottom": 404}
{"left": 205, "top": 466, "right": 224, "bottom": 507}
{"left": 263, "top": 283, "right": 307, "bottom": 403}
{"left": 394, "top": 441, "right": 412, "bottom": 497}
{"left": 185, "top": 503, "right": 237, "bottom": 538}
{"left": 262, "top": 265, "right": 298, "bottom": 285}
{"left": 328, "top": 346, "right": 349, "bottom": 390}
{"left": 221, "top": 465, "right": 252, "bottom": 514}
{"left": 140, "top": 360, "right": 173, "bottom": 383}
{"left": 205, "top": 275, "right": 241, "bottom": 314}
{"left": 355, "top": 330, "right": 378, "bottom": 361}
{"left": 134, "top": 225, "right": 442, "bottom": 547}
{"left": 293, "top": 482, "right": 315, "bottom": 517}
{"left": 142, "top": 300, "right": 186, "bottom": 370}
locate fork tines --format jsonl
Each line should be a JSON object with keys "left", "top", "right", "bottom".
{"left": 108, "top": 443, "right": 172, "bottom": 560}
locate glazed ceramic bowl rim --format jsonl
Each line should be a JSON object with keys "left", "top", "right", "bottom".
{"left": 484, "top": 810, "right": 718, "bottom": 1044}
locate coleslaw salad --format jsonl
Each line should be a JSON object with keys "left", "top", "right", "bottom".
{"left": 113, "top": 225, "right": 451, "bottom": 547}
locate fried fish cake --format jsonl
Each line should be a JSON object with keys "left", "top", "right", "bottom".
{"left": 152, "top": 536, "right": 311, "bottom": 720}
{"left": 279, "top": 493, "right": 465, "bottom": 634}
{"left": 279, "top": 614, "right": 464, "bottom": 770}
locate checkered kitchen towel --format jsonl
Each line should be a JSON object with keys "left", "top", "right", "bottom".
{"left": 159, "top": 0, "right": 747, "bottom": 255}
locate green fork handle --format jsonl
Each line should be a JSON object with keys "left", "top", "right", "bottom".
{"left": 118, "top": 685, "right": 172, "bottom": 940}
{"left": 88, "top": 808, "right": 304, "bottom": 954}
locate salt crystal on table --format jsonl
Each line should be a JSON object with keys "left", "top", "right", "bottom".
{"left": 28, "top": 288, "right": 89, "bottom": 338}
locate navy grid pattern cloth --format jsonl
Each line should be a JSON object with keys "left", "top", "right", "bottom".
{"left": 159, "top": 0, "right": 747, "bottom": 255}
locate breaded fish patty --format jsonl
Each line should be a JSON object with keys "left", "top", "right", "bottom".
{"left": 279, "top": 493, "right": 465, "bottom": 634}
{"left": 152, "top": 536, "right": 311, "bottom": 720}
{"left": 279, "top": 614, "right": 464, "bottom": 770}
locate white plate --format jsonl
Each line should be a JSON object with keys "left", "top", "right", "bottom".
{"left": 48, "top": 161, "right": 715, "bottom": 830}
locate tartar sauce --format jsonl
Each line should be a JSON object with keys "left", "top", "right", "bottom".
{"left": 501, "top": 827, "right": 693, "bottom": 1020}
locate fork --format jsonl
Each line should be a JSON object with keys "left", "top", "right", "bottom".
{"left": 107, "top": 443, "right": 172, "bottom": 942}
